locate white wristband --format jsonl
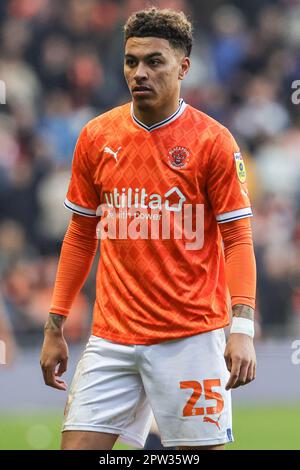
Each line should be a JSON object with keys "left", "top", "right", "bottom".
{"left": 230, "top": 317, "right": 254, "bottom": 338}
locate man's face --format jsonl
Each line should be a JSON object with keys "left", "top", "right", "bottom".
{"left": 124, "top": 37, "right": 189, "bottom": 109}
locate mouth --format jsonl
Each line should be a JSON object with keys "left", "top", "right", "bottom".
{"left": 132, "top": 85, "right": 153, "bottom": 96}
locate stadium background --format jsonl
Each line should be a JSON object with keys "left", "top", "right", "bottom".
{"left": 0, "top": 0, "right": 300, "bottom": 450}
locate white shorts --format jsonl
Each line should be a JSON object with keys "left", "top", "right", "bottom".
{"left": 62, "top": 329, "right": 233, "bottom": 448}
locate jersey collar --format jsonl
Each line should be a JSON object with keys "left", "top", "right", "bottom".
{"left": 131, "top": 98, "right": 187, "bottom": 132}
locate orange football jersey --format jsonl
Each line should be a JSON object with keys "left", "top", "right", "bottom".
{"left": 64, "top": 99, "right": 252, "bottom": 344}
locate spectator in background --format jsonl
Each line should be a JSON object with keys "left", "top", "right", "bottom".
{"left": 0, "top": 220, "right": 91, "bottom": 345}
{"left": 1, "top": 0, "right": 300, "bottom": 341}
{"left": 0, "top": 295, "right": 17, "bottom": 365}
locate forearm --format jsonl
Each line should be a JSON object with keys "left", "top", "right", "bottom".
{"left": 44, "top": 313, "right": 67, "bottom": 335}
{"left": 232, "top": 304, "right": 254, "bottom": 321}
{"left": 49, "top": 214, "right": 99, "bottom": 318}
{"left": 219, "top": 218, "right": 256, "bottom": 310}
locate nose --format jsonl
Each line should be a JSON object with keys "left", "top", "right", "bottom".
{"left": 133, "top": 62, "right": 148, "bottom": 82}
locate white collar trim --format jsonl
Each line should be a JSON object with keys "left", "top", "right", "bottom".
{"left": 131, "top": 99, "right": 187, "bottom": 132}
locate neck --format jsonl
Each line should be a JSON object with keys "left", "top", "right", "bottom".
{"left": 132, "top": 95, "right": 181, "bottom": 127}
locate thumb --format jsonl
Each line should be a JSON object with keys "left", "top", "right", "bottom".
{"left": 56, "top": 358, "right": 67, "bottom": 377}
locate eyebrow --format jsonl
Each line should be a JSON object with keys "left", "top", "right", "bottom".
{"left": 125, "top": 52, "right": 164, "bottom": 60}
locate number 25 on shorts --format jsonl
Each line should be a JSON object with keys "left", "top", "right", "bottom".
{"left": 180, "top": 379, "right": 224, "bottom": 417}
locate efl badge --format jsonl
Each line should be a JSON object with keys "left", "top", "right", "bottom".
{"left": 168, "top": 146, "right": 190, "bottom": 169}
{"left": 234, "top": 152, "right": 246, "bottom": 183}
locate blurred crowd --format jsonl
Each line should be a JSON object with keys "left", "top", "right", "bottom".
{"left": 1, "top": 0, "right": 300, "bottom": 353}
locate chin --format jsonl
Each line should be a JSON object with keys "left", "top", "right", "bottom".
{"left": 133, "top": 96, "right": 157, "bottom": 110}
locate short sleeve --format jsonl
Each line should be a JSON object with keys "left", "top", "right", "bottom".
{"left": 64, "top": 126, "right": 100, "bottom": 217}
{"left": 207, "top": 127, "right": 253, "bottom": 224}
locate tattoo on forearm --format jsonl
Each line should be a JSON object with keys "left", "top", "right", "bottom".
{"left": 232, "top": 304, "right": 254, "bottom": 321}
{"left": 44, "top": 314, "right": 66, "bottom": 332}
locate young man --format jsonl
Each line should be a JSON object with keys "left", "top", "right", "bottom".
{"left": 40, "top": 8, "right": 256, "bottom": 450}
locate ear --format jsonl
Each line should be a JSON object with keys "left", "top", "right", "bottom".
{"left": 178, "top": 57, "right": 190, "bottom": 80}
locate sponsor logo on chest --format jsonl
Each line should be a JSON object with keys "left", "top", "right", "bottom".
{"left": 103, "top": 187, "right": 186, "bottom": 212}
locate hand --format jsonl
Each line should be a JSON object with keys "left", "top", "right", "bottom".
{"left": 40, "top": 330, "right": 69, "bottom": 391}
{"left": 224, "top": 333, "right": 256, "bottom": 391}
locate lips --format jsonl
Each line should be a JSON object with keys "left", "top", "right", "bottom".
{"left": 132, "top": 85, "right": 152, "bottom": 93}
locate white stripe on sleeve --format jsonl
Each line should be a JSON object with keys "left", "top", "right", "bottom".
{"left": 64, "top": 198, "right": 99, "bottom": 217}
{"left": 216, "top": 207, "right": 253, "bottom": 224}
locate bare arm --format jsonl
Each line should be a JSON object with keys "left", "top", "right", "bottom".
{"left": 40, "top": 313, "right": 68, "bottom": 390}
{"left": 225, "top": 304, "right": 256, "bottom": 390}
{"left": 44, "top": 313, "right": 67, "bottom": 335}
{"left": 40, "top": 214, "right": 98, "bottom": 390}
{"left": 219, "top": 218, "right": 257, "bottom": 390}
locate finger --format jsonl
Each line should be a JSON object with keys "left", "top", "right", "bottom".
{"left": 232, "top": 361, "right": 250, "bottom": 389}
{"left": 226, "top": 359, "right": 241, "bottom": 390}
{"left": 44, "top": 365, "right": 57, "bottom": 387}
{"left": 224, "top": 353, "right": 232, "bottom": 372}
{"left": 245, "top": 361, "right": 256, "bottom": 384}
{"left": 54, "top": 378, "right": 68, "bottom": 390}
{"left": 253, "top": 361, "right": 256, "bottom": 380}
{"left": 56, "top": 358, "right": 68, "bottom": 377}
{"left": 50, "top": 375, "right": 67, "bottom": 391}
{"left": 55, "top": 368, "right": 68, "bottom": 389}
{"left": 41, "top": 358, "right": 67, "bottom": 390}
{"left": 41, "top": 363, "right": 51, "bottom": 385}
{"left": 42, "top": 364, "right": 67, "bottom": 390}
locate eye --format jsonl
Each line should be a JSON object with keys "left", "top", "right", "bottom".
{"left": 149, "top": 59, "right": 160, "bottom": 66}
{"left": 126, "top": 59, "right": 136, "bottom": 67}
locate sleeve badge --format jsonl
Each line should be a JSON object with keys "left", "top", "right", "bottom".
{"left": 234, "top": 152, "right": 246, "bottom": 183}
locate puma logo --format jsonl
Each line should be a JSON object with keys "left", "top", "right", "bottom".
{"left": 203, "top": 415, "right": 221, "bottom": 430}
{"left": 104, "top": 146, "right": 122, "bottom": 162}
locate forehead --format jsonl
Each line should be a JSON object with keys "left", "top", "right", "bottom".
{"left": 125, "top": 36, "right": 175, "bottom": 58}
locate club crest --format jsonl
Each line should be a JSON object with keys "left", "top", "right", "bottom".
{"left": 168, "top": 146, "right": 190, "bottom": 169}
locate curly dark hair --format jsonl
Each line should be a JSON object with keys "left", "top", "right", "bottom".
{"left": 124, "top": 7, "right": 193, "bottom": 57}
